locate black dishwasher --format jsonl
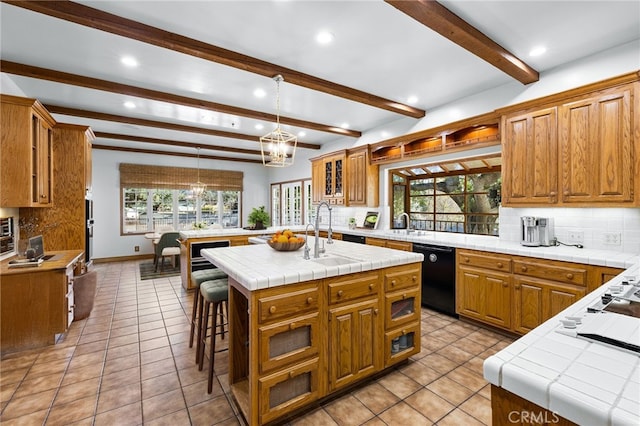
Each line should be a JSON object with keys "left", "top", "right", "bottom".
{"left": 342, "top": 233, "right": 366, "bottom": 244}
{"left": 412, "top": 243, "right": 457, "bottom": 317}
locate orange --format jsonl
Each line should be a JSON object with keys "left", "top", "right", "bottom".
{"left": 276, "top": 235, "right": 289, "bottom": 243}
{"left": 289, "top": 236, "right": 298, "bottom": 243}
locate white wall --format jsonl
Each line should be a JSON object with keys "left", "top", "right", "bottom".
{"left": 91, "top": 149, "right": 269, "bottom": 259}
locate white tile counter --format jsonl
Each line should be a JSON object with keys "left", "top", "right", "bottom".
{"left": 201, "top": 237, "right": 423, "bottom": 291}
{"left": 484, "top": 260, "right": 640, "bottom": 425}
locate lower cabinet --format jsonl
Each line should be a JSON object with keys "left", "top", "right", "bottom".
{"left": 457, "top": 249, "right": 620, "bottom": 335}
{"left": 366, "top": 237, "right": 412, "bottom": 252}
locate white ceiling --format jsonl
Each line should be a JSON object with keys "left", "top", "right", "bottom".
{"left": 1, "top": 1, "right": 639, "bottom": 163}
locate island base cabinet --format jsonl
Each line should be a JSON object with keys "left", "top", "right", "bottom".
{"left": 384, "top": 321, "right": 420, "bottom": 367}
{"left": 258, "top": 358, "right": 320, "bottom": 425}
{"left": 491, "top": 385, "right": 577, "bottom": 426}
{"left": 329, "top": 299, "right": 380, "bottom": 391}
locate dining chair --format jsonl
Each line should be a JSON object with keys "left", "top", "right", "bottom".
{"left": 154, "top": 232, "right": 180, "bottom": 271}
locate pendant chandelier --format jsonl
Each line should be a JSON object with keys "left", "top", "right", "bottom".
{"left": 191, "top": 147, "right": 206, "bottom": 197}
{"left": 260, "top": 75, "right": 297, "bottom": 167}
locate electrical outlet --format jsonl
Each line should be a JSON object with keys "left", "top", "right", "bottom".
{"left": 134, "top": 245, "right": 140, "bottom": 252}
{"left": 567, "top": 231, "right": 584, "bottom": 244}
{"left": 603, "top": 232, "right": 621, "bottom": 245}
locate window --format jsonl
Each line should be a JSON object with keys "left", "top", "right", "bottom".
{"left": 270, "top": 179, "right": 312, "bottom": 227}
{"left": 122, "top": 188, "right": 240, "bottom": 234}
{"left": 390, "top": 155, "right": 501, "bottom": 236}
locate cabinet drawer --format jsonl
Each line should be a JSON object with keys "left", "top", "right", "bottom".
{"left": 458, "top": 250, "right": 511, "bottom": 273}
{"left": 513, "top": 259, "right": 587, "bottom": 286}
{"left": 385, "top": 288, "right": 421, "bottom": 329}
{"left": 386, "top": 240, "right": 412, "bottom": 252}
{"left": 328, "top": 271, "right": 379, "bottom": 305}
{"left": 384, "top": 265, "right": 420, "bottom": 292}
{"left": 258, "top": 313, "right": 320, "bottom": 375}
{"left": 258, "top": 286, "right": 318, "bottom": 324}
{"left": 384, "top": 321, "right": 421, "bottom": 367}
{"left": 259, "top": 357, "right": 320, "bottom": 424}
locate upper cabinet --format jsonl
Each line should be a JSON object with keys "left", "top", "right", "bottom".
{"left": 1, "top": 95, "right": 57, "bottom": 207}
{"left": 311, "top": 147, "right": 379, "bottom": 207}
{"left": 501, "top": 75, "right": 639, "bottom": 207}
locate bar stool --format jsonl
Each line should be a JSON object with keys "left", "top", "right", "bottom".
{"left": 197, "top": 278, "right": 229, "bottom": 394}
{"left": 189, "top": 268, "right": 227, "bottom": 348}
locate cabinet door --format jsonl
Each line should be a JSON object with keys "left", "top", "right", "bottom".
{"left": 386, "top": 240, "right": 412, "bottom": 252}
{"left": 384, "top": 321, "right": 420, "bottom": 367}
{"left": 559, "top": 86, "right": 633, "bottom": 204}
{"left": 333, "top": 156, "right": 344, "bottom": 198}
{"left": 311, "top": 160, "right": 323, "bottom": 204}
{"left": 484, "top": 272, "right": 511, "bottom": 329}
{"left": 513, "top": 278, "right": 544, "bottom": 334}
{"left": 324, "top": 158, "right": 334, "bottom": 198}
{"left": 502, "top": 108, "right": 558, "bottom": 205}
{"left": 457, "top": 268, "right": 485, "bottom": 320}
{"left": 385, "top": 288, "right": 420, "bottom": 329}
{"left": 548, "top": 286, "right": 584, "bottom": 318}
{"left": 329, "top": 299, "right": 380, "bottom": 391}
{"left": 347, "top": 151, "right": 366, "bottom": 206}
{"left": 32, "top": 115, "right": 53, "bottom": 206}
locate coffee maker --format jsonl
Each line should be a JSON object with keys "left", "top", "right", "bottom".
{"left": 521, "top": 216, "right": 554, "bottom": 247}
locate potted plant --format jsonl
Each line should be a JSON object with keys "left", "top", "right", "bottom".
{"left": 348, "top": 217, "right": 357, "bottom": 230}
{"left": 248, "top": 206, "right": 270, "bottom": 230}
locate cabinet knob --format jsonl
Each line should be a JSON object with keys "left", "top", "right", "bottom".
{"left": 337, "top": 290, "right": 343, "bottom": 298}
{"left": 521, "top": 266, "right": 527, "bottom": 272}
{"left": 306, "top": 297, "right": 313, "bottom": 305}
{"left": 369, "top": 283, "right": 374, "bottom": 291}
{"left": 373, "top": 308, "right": 378, "bottom": 315}
{"left": 269, "top": 305, "right": 276, "bottom": 314}
{"left": 40, "top": 194, "right": 46, "bottom": 198}
{"left": 412, "top": 275, "right": 417, "bottom": 281}
{"left": 566, "top": 273, "right": 574, "bottom": 280}
{"left": 391, "top": 280, "right": 396, "bottom": 286}
{"left": 502, "top": 283, "right": 508, "bottom": 288}
{"left": 464, "top": 257, "right": 470, "bottom": 263}
{"left": 563, "top": 190, "right": 570, "bottom": 196}
{"left": 497, "top": 262, "right": 503, "bottom": 268}
{"left": 515, "top": 284, "right": 521, "bottom": 290}
{"left": 403, "top": 293, "right": 407, "bottom": 299}
{"left": 290, "top": 323, "right": 296, "bottom": 330}
{"left": 289, "top": 371, "right": 294, "bottom": 379}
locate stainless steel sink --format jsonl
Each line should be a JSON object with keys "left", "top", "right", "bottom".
{"left": 310, "top": 255, "right": 360, "bottom": 266}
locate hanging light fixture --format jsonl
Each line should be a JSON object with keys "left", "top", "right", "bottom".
{"left": 260, "top": 74, "right": 297, "bottom": 167}
{"left": 191, "top": 147, "right": 206, "bottom": 197}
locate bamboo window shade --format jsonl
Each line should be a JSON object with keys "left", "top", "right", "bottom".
{"left": 119, "top": 163, "right": 243, "bottom": 191}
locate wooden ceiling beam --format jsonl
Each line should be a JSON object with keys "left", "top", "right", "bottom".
{"left": 385, "top": 0, "right": 539, "bottom": 84}
{"left": 1, "top": 60, "right": 357, "bottom": 138}
{"left": 6, "top": 0, "right": 425, "bottom": 119}
{"left": 44, "top": 104, "right": 322, "bottom": 150}
{"left": 92, "top": 144, "right": 263, "bottom": 164}
{"left": 94, "top": 132, "right": 263, "bottom": 156}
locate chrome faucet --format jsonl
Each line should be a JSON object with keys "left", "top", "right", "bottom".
{"left": 397, "top": 212, "right": 414, "bottom": 234}
{"left": 314, "top": 201, "right": 333, "bottom": 258}
{"left": 303, "top": 223, "right": 315, "bottom": 260}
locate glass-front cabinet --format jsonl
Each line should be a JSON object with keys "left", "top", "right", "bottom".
{"left": 323, "top": 153, "right": 345, "bottom": 204}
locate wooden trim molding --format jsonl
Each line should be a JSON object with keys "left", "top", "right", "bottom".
{"left": 5, "top": 1, "right": 424, "bottom": 119}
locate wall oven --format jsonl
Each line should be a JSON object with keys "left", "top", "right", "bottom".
{"left": 0, "top": 217, "right": 15, "bottom": 256}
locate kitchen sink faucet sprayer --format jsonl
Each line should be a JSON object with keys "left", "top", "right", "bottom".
{"left": 397, "top": 212, "right": 414, "bottom": 234}
{"left": 314, "top": 201, "right": 333, "bottom": 258}
{"left": 303, "top": 223, "right": 315, "bottom": 260}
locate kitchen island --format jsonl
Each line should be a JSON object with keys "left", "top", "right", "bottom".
{"left": 201, "top": 237, "right": 423, "bottom": 425}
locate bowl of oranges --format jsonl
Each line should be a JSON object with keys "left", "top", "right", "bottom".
{"left": 267, "top": 229, "right": 306, "bottom": 251}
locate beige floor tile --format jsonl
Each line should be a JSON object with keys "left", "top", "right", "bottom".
{"left": 378, "top": 401, "right": 430, "bottom": 426}
{"left": 107, "top": 333, "right": 140, "bottom": 349}
{"left": 420, "top": 353, "right": 458, "bottom": 374}
{"left": 352, "top": 382, "right": 400, "bottom": 415}
{"left": 105, "top": 342, "right": 139, "bottom": 361}
{"left": 182, "top": 377, "right": 224, "bottom": 407}
{"left": 436, "top": 407, "right": 486, "bottom": 426}
{"left": 140, "top": 345, "right": 173, "bottom": 365}
{"left": 45, "top": 394, "right": 97, "bottom": 424}
{"left": 0, "top": 389, "right": 56, "bottom": 420}
{"left": 94, "top": 401, "right": 142, "bottom": 426}
{"left": 145, "top": 408, "right": 191, "bottom": 425}
{"left": 102, "top": 353, "right": 140, "bottom": 376}
{"left": 73, "top": 339, "right": 108, "bottom": 356}
{"left": 53, "top": 376, "right": 101, "bottom": 406}
{"left": 141, "top": 357, "right": 176, "bottom": 380}
{"left": 140, "top": 336, "right": 170, "bottom": 352}
{"left": 323, "top": 394, "right": 375, "bottom": 426}
{"left": 68, "top": 351, "right": 106, "bottom": 370}
{"left": 405, "top": 388, "right": 455, "bottom": 423}
{"left": 377, "top": 371, "right": 422, "bottom": 399}
{"left": 436, "top": 344, "right": 475, "bottom": 365}
{"left": 445, "top": 366, "right": 488, "bottom": 392}
{"left": 426, "top": 376, "right": 474, "bottom": 406}
{"left": 141, "top": 371, "right": 181, "bottom": 400}
{"left": 0, "top": 381, "right": 19, "bottom": 403}
{"left": 23, "top": 358, "right": 70, "bottom": 379}
{"left": 290, "top": 407, "right": 338, "bottom": 426}
{"left": 12, "top": 371, "right": 64, "bottom": 399}
{"left": 188, "top": 396, "right": 236, "bottom": 426}
{"left": 99, "top": 366, "right": 141, "bottom": 392}
{"left": 398, "top": 359, "right": 443, "bottom": 386}
{"left": 97, "top": 381, "right": 141, "bottom": 414}
{"left": 0, "top": 408, "right": 48, "bottom": 426}
{"left": 141, "top": 388, "right": 186, "bottom": 422}
{"left": 459, "top": 393, "right": 492, "bottom": 425}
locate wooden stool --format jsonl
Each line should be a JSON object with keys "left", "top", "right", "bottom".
{"left": 189, "top": 269, "right": 227, "bottom": 348}
{"left": 197, "top": 279, "right": 229, "bottom": 394}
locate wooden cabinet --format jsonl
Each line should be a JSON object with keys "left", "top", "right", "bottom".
{"left": 19, "top": 124, "right": 95, "bottom": 262}
{"left": 502, "top": 80, "right": 639, "bottom": 207}
{"left": 559, "top": 85, "right": 634, "bottom": 204}
{"left": 366, "top": 237, "right": 412, "bottom": 252}
{"left": 346, "top": 147, "right": 379, "bottom": 207}
{"left": 311, "top": 147, "right": 379, "bottom": 207}
{"left": 1, "top": 95, "right": 56, "bottom": 207}
{"left": 327, "top": 271, "right": 381, "bottom": 391}
{"left": 457, "top": 249, "right": 619, "bottom": 334}
{"left": 502, "top": 107, "right": 558, "bottom": 205}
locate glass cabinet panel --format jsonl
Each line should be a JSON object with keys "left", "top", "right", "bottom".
{"left": 325, "top": 161, "right": 333, "bottom": 196}
{"left": 334, "top": 158, "right": 343, "bottom": 196}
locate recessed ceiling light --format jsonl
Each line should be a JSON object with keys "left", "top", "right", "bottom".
{"left": 255, "top": 124, "right": 264, "bottom": 130}
{"left": 407, "top": 96, "right": 418, "bottom": 105}
{"left": 253, "top": 88, "right": 266, "bottom": 98}
{"left": 123, "top": 101, "right": 136, "bottom": 109}
{"left": 529, "top": 46, "right": 547, "bottom": 57}
{"left": 381, "top": 131, "right": 390, "bottom": 138}
{"left": 120, "top": 56, "right": 138, "bottom": 67}
{"left": 340, "top": 122, "right": 349, "bottom": 129}
{"left": 316, "top": 30, "right": 334, "bottom": 45}
{"left": 298, "top": 131, "right": 306, "bottom": 137}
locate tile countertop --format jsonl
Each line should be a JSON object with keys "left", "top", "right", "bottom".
{"left": 182, "top": 226, "right": 639, "bottom": 268}
{"left": 483, "top": 259, "right": 640, "bottom": 426}
{"left": 200, "top": 237, "right": 423, "bottom": 291}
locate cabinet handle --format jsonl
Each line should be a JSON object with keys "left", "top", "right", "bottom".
{"left": 269, "top": 306, "right": 276, "bottom": 314}
{"left": 497, "top": 263, "right": 503, "bottom": 268}
{"left": 306, "top": 297, "right": 313, "bottom": 305}
{"left": 391, "top": 280, "right": 396, "bottom": 287}
{"left": 337, "top": 290, "right": 343, "bottom": 298}
{"left": 566, "top": 273, "right": 574, "bottom": 280}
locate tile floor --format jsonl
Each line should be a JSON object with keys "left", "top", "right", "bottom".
{"left": 0, "top": 260, "right": 515, "bottom": 425}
